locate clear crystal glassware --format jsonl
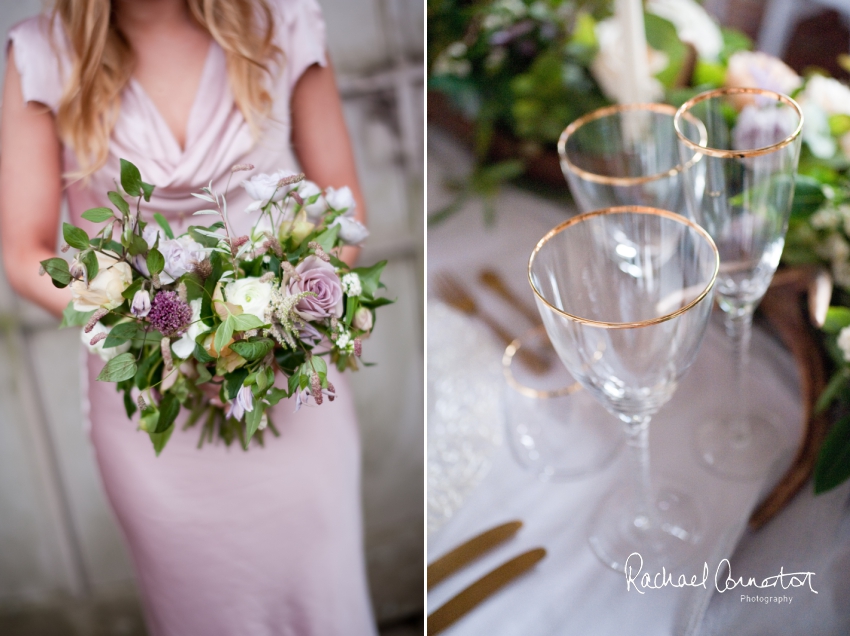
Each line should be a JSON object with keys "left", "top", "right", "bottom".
{"left": 528, "top": 206, "right": 719, "bottom": 571}
{"left": 502, "top": 326, "right": 622, "bottom": 481}
{"left": 674, "top": 87, "right": 803, "bottom": 480}
{"left": 558, "top": 103, "right": 706, "bottom": 214}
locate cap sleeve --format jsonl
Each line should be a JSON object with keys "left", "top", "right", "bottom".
{"left": 6, "top": 15, "right": 66, "bottom": 112}
{"left": 277, "top": 0, "right": 328, "bottom": 92}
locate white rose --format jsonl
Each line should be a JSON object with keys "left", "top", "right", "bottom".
{"left": 646, "top": 0, "right": 723, "bottom": 61}
{"left": 725, "top": 51, "right": 802, "bottom": 95}
{"left": 839, "top": 326, "right": 850, "bottom": 362}
{"left": 81, "top": 321, "right": 131, "bottom": 362}
{"left": 70, "top": 252, "right": 133, "bottom": 311}
{"left": 591, "top": 18, "right": 667, "bottom": 104}
{"left": 325, "top": 186, "right": 357, "bottom": 214}
{"left": 803, "top": 75, "right": 850, "bottom": 117}
{"left": 224, "top": 277, "right": 273, "bottom": 322}
{"left": 352, "top": 306, "right": 373, "bottom": 332}
{"left": 172, "top": 298, "right": 211, "bottom": 359}
{"left": 241, "top": 170, "right": 300, "bottom": 213}
{"left": 332, "top": 216, "right": 370, "bottom": 245}
{"left": 298, "top": 181, "right": 330, "bottom": 220}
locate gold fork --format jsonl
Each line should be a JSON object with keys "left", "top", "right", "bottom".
{"left": 434, "top": 273, "right": 551, "bottom": 374}
{"left": 478, "top": 268, "right": 542, "bottom": 326}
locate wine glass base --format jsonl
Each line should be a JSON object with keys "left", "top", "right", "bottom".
{"left": 694, "top": 414, "right": 781, "bottom": 481}
{"left": 587, "top": 486, "right": 702, "bottom": 572}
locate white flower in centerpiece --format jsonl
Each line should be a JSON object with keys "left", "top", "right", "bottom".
{"left": 590, "top": 18, "right": 667, "bottom": 104}
{"left": 838, "top": 326, "right": 850, "bottom": 362}
{"left": 224, "top": 277, "right": 273, "bottom": 322}
{"left": 341, "top": 272, "right": 362, "bottom": 297}
{"left": 801, "top": 101, "right": 837, "bottom": 159}
{"left": 335, "top": 329, "right": 354, "bottom": 352}
{"left": 725, "top": 51, "right": 801, "bottom": 95}
{"left": 242, "top": 170, "right": 301, "bottom": 213}
{"left": 646, "top": 0, "right": 723, "bottom": 61}
{"left": 71, "top": 251, "right": 133, "bottom": 311}
{"left": 139, "top": 226, "right": 207, "bottom": 284}
{"left": 172, "top": 298, "right": 211, "bottom": 359}
{"left": 298, "top": 181, "right": 330, "bottom": 220}
{"left": 81, "top": 321, "right": 131, "bottom": 362}
{"left": 352, "top": 306, "right": 373, "bottom": 332}
{"left": 325, "top": 186, "right": 356, "bottom": 214}
{"left": 802, "top": 75, "right": 850, "bottom": 117}
{"left": 332, "top": 216, "right": 369, "bottom": 245}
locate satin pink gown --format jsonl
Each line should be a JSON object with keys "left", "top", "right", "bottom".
{"left": 8, "top": 3, "right": 377, "bottom": 634}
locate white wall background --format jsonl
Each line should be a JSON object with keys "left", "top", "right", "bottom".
{"left": 0, "top": 0, "right": 423, "bottom": 628}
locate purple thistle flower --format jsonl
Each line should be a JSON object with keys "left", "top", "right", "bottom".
{"left": 147, "top": 290, "right": 192, "bottom": 337}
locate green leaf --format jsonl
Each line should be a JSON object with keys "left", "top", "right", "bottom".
{"left": 40, "top": 257, "right": 71, "bottom": 288}
{"left": 244, "top": 404, "right": 264, "bottom": 447}
{"left": 829, "top": 114, "right": 850, "bottom": 137}
{"left": 103, "top": 322, "right": 143, "bottom": 348}
{"left": 352, "top": 260, "right": 387, "bottom": 298}
{"left": 96, "top": 352, "right": 138, "bottom": 382}
{"left": 108, "top": 191, "right": 131, "bottom": 216}
{"left": 149, "top": 423, "right": 174, "bottom": 456}
{"left": 121, "top": 277, "right": 144, "bottom": 300}
{"left": 310, "top": 356, "right": 327, "bottom": 375}
{"left": 59, "top": 303, "right": 94, "bottom": 328}
{"left": 193, "top": 341, "right": 216, "bottom": 364}
{"left": 823, "top": 307, "right": 850, "bottom": 334}
{"left": 344, "top": 295, "right": 357, "bottom": 326}
{"left": 81, "top": 250, "right": 99, "bottom": 281}
{"left": 313, "top": 224, "right": 340, "bottom": 253}
{"left": 147, "top": 247, "right": 165, "bottom": 276}
{"left": 81, "top": 207, "right": 115, "bottom": 223}
{"left": 120, "top": 158, "right": 143, "bottom": 197}
{"left": 815, "top": 368, "right": 850, "bottom": 414}
{"left": 123, "top": 389, "right": 137, "bottom": 419}
{"left": 154, "top": 392, "right": 180, "bottom": 433}
{"left": 195, "top": 363, "right": 213, "bottom": 384}
{"left": 140, "top": 181, "right": 155, "bottom": 203}
{"left": 266, "top": 387, "right": 290, "bottom": 406}
{"left": 135, "top": 351, "right": 162, "bottom": 389}
{"left": 791, "top": 175, "right": 826, "bottom": 219}
{"left": 128, "top": 234, "right": 149, "bottom": 256}
{"left": 153, "top": 212, "right": 173, "bottom": 239}
{"left": 225, "top": 367, "right": 249, "bottom": 400}
{"left": 692, "top": 59, "right": 726, "bottom": 87}
{"left": 91, "top": 238, "right": 124, "bottom": 255}
{"left": 231, "top": 313, "right": 265, "bottom": 331}
{"left": 360, "top": 296, "right": 394, "bottom": 309}
{"left": 814, "top": 413, "right": 850, "bottom": 493}
{"left": 644, "top": 13, "right": 687, "bottom": 90}
{"left": 214, "top": 314, "right": 236, "bottom": 355}
{"left": 229, "top": 338, "right": 275, "bottom": 361}
{"left": 63, "top": 223, "right": 90, "bottom": 250}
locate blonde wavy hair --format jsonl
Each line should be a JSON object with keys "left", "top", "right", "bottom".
{"left": 51, "top": 0, "right": 282, "bottom": 180}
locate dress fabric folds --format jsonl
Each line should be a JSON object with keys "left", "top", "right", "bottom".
{"left": 7, "top": 2, "right": 377, "bottom": 634}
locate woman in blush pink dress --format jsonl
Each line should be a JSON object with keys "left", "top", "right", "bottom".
{"left": 0, "top": 1, "right": 377, "bottom": 634}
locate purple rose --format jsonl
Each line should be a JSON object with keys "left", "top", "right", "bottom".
{"left": 288, "top": 255, "right": 343, "bottom": 320}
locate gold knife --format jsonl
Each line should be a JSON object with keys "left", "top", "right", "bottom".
{"left": 427, "top": 548, "right": 547, "bottom": 635}
{"left": 428, "top": 520, "right": 523, "bottom": 590}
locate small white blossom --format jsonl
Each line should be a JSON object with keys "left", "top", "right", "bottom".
{"left": 839, "top": 326, "right": 850, "bottom": 362}
{"left": 335, "top": 329, "right": 355, "bottom": 353}
{"left": 341, "top": 272, "right": 362, "bottom": 297}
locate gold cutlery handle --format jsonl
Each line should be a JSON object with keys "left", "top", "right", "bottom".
{"left": 479, "top": 314, "right": 550, "bottom": 375}
{"left": 479, "top": 269, "right": 541, "bottom": 326}
{"left": 427, "top": 548, "right": 547, "bottom": 635}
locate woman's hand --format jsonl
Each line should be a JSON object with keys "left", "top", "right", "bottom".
{"left": 0, "top": 45, "right": 69, "bottom": 318}
{"left": 290, "top": 57, "right": 366, "bottom": 268}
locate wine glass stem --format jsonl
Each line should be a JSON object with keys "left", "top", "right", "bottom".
{"left": 724, "top": 306, "right": 754, "bottom": 439}
{"left": 623, "top": 415, "right": 654, "bottom": 529}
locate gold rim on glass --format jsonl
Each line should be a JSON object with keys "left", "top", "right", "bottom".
{"left": 527, "top": 206, "right": 720, "bottom": 330}
{"left": 502, "top": 325, "right": 582, "bottom": 399}
{"left": 557, "top": 103, "right": 707, "bottom": 187}
{"left": 674, "top": 87, "right": 804, "bottom": 159}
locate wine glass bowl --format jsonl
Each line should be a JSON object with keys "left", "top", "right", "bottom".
{"left": 528, "top": 206, "right": 719, "bottom": 570}
{"left": 675, "top": 87, "right": 803, "bottom": 480}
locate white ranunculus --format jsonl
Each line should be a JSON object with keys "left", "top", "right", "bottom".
{"left": 224, "top": 277, "right": 273, "bottom": 322}
{"left": 839, "top": 326, "right": 850, "bottom": 362}
{"left": 803, "top": 75, "right": 850, "bottom": 117}
{"left": 298, "top": 181, "right": 330, "bottom": 220}
{"left": 332, "top": 216, "right": 370, "bottom": 245}
{"left": 172, "top": 298, "right": 211, "bottom": 359}
{"left": 591, "top": 18, "right": 667, "bottom": 104}
{"left": 646, "top": 0, "right": 723, "bottom": 61}
{"left": 725, "top": 51, "right": 802, "bottom": 95}
{"left": 81, "top": 321, "right": 131, "bottom": 362}
{"left": 71, "top": 252, "right": 133, "bottom": 311}
{"left": 241, "top": 170, "right": 300, "bottom": 213}
{"left": 325, "top": 186, "right": 356, "bottom": 214}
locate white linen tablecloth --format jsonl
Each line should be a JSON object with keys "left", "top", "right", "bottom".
{"left": 426, "top": 129, "right": 849, "bottom": 635}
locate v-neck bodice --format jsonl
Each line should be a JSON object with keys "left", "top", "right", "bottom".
{"left": 7, "top": 0, "right": 329, "bottom": 236}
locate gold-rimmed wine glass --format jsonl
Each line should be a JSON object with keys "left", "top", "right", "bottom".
{"left": 529, "top": 206, "right": 719, "bottom": 571}
{"left": 674, "top": 87, "right": 803, "bottom": 480}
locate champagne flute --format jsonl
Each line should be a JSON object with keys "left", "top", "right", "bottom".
{"left": 528, "top": 206, "right": 719, "bottom": 571}
{"left": 674, "top": 87, "right": 803, "bottom": 480}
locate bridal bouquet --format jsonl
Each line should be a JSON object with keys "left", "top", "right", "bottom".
{"left": 41, "top": 159, "right": 390, "bottom": 454}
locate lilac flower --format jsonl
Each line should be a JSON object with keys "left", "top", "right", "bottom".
{"left": 293, "top": 385, "right": 336, "bottom": 412}
{"left": 137, "top": 226, "right": 206, "bottom": 284}
{"left": 147, "top": 291, "right": 192, "bottom": 337}
{"left": 227, "top": 385, "right": 254, "bottom": 421}
{"left": 242, "top": 170, "right": 300, "bottom": 212}
{"left": 287, "top": 255, "right": 344, "bottom": 320}
{"left": 131, "top": 290, "right": 151, "bottom": 318}
{"left": 732, "top": 105, "right": 798, "bottom": 152}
